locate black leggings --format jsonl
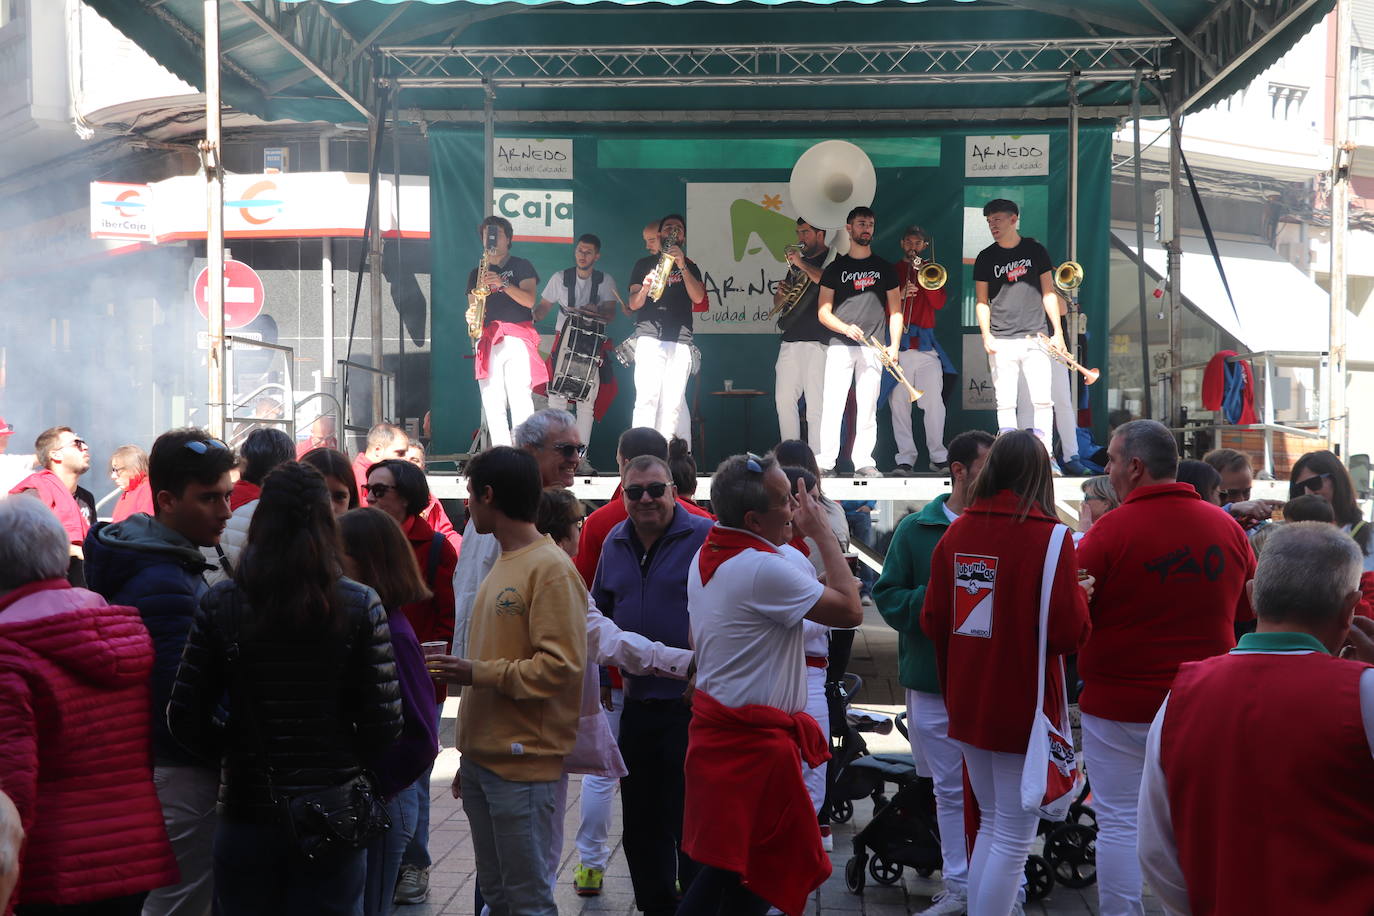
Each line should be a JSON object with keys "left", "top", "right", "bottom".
{"left": 674, "top": 866, "right": 770, "bottom": 916}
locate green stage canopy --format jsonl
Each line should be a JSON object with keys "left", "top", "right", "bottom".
{"left": 87, "top": 0, "right": 1334, "bottom": 126}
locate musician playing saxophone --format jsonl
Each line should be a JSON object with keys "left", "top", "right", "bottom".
{"left": 889, "top": 226, "right": 953, "bottom": 475}
{"left": 466, "top": 215, "right": 541, "bottom": 447}
{"left": 815, "top": 206, "right": 902, "bottom": 478}
{"left": 773, "top": 218, "right": 830, "bottom": 454}
{"left": 626, "top": 214, "right": 705, "bottom": 439}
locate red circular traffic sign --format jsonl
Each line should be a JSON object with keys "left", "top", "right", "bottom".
{"left": 194, "top": 259, "right": 265, "bottom": 329}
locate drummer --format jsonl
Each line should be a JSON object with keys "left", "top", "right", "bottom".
{"left": 536, "top": 233, "right": 620, "bottom": 472}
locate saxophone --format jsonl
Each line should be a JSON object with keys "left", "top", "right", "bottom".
{"left": 646, "top": 227, "right": 682, "bottom": 302}
{"left": 767, "top": 243, "right": 812, "bottom": 320}
{"left": 465, "top": 243, "right": 493, "bottom": 340}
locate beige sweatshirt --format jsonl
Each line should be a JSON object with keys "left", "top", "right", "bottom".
{"left": 455, "top": 535, "right": 588, "bottom": 782}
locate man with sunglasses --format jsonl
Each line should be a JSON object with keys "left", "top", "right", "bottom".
{"left": 85, "top": 428, "right": 235, "bottom": 916}
{"left": 1075, "top": 420, "right": 1256, "bottom": 916}
{"left": 590, "top": 454, "right": 714, "bottom": 916}
{"left": 9, "top": 426, "right": 96, "bottom": 584}
{"left": 1203, "top": 447, "right": 1283, "bottom": 528}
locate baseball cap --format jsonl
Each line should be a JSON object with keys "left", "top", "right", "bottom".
{"left": 0, "top": 418, "right": 12, "bottom": 434}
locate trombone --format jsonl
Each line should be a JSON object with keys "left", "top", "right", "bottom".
{"left": 1036, "top": 333, "right": 1099, "bottom": 386}
{"left": 866, "top": 335, "right": 923, "bottom": 402}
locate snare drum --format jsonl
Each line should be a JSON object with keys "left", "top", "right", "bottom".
{"left": 548, "top": 312, "right": 606, "bottom": 402}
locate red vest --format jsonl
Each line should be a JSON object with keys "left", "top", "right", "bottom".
{"left": 8, "top": 469, "right": 87, "bottom": 544}
{"left": 1160, "top": 652, "right": 1374, "bottom": 913}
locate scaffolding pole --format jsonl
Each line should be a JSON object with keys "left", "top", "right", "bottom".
{"left": 202, "top": 0, "right": 226, "bottom": 440}
{"left": 1167, "top": 110, "right": 1184, "bottom": 428}
{"left": 1329, "top": 0, "right": 1351, "bottom": 456}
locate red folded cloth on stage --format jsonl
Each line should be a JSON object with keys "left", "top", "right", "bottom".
{"left": 474, "top": 320, "right": 549, "bottom": 386}
{"left": 683, "top": 690, "right": 831, "bottom": 916}
{"left": 1201, "top": 350, "right": 1258, "bottom": 425}
{"left": 698, "top": 525, "right": 778, "bottom": 585}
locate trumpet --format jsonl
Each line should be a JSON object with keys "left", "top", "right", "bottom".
{"left": 647, "top": 227, "right": 682, "bottom": 302}
{"left": 768, "top": 244, "right": 812, "bottom": 320}
{"left": 1036, "top": 333, "right": 1099, "bottom": 385}
{"left": 866, "top": 335, "right": 923, "bottom": 402}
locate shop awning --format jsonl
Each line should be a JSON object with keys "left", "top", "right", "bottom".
{"left": 1112, "top": 229, "right": 1330, "bottom": 354}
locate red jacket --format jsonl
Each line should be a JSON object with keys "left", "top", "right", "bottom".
{"left": 0, "top": 580, "right": 176, "bottom": 912}
{"left": 920, "top": 490, "right": 1091, "bottom": 753}
{"left": 402, "top": 514, "right": 458, "bottom": 703}
{"left": 1160, "top": 651, "right": 1374, "bottom": 913}
{"left": 8, "top": 470, "right": 87, "bottom": 545}
{"left": 111, "top": 475, "right": 154, "bottom": 523}
{"left": 896, "top": 260, "right": 948, "bottom": 330}
{"left": 1200, "top": 350, "right": 1258, "bottom": 425}
{"left": 682, "top": 690, "right": 830, "bottom": 916}
{"left": 228, "top": 479, "right": 261, "bottom": 512}
{"left": 352, "top": 453, "right": 373, "bottom": 497}
{"left": 1077, "top": 482, "right": 1256, "bottom": 723}
{"left": 573, "top": 483, "right": 714, "bottom": 587}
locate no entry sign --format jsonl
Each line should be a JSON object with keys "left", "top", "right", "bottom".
{"left": 194, "top": 259, "right": 265, "bottom": 329}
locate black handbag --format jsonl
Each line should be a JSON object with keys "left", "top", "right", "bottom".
{"left": 226, "top": 608, "right": 391, "bottom": 863}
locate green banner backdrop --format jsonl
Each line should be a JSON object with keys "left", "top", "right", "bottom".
{"left": 430, "top": 125, "right": 1112, "bottom": 470}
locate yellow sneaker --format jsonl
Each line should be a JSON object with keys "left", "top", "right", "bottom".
{"left": 574, "top": 864, "right": 604, "bottom": 897}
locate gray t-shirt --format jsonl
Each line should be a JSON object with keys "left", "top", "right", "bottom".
{"left": 819, "top": 254, "right": 900, "bottom": 347}
{"left": 973, "top": 236, "right": 1054, "bottom": 338}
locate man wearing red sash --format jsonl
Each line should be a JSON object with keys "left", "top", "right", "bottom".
{"left": 680, "top": 453, "right": 863, "bottom": 915}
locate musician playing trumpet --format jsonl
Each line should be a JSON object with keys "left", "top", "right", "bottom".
{"left": 773, "top": 218, "right": 830, "bottom": 454}
{"left": 816, "top": 206, "right": 902, "bottom": 478}
{"left": 889, "top": 226, "right": 952, "bottom": 475}
{"left": 467, "top": 215, "right": 541, "bottom": 447}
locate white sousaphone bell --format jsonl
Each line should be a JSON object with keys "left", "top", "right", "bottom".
{"left": 789, "top": 140, "right": 876, "bottom": 261}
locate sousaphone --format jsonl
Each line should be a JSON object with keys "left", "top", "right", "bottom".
{"left": 789, "top": 140, "right": 876, "bottom": 259}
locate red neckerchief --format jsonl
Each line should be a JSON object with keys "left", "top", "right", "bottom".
{"left": 229, "top": 480, "right": 261, "bottom": 511}
{"left": 787, "top": 534, "right": 811, "bottom": 557}
{"left": 698, "top": 526, "right": 778, "bottom": 586}
{"left": 0, "top": 577, "right": 71, "bottom": 613}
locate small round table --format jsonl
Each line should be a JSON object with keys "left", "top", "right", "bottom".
{"left": 711, "top": 389, "right": 768, "bottom": 456}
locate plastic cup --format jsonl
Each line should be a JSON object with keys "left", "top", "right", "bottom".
{"left": 421, "top": 641, "right": 447, "bottom": 658}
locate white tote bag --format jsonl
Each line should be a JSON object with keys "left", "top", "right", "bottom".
{"left": 1019, "top": 522, "right": 1082, "bottom": 821}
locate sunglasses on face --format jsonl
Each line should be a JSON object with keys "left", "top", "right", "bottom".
{"left": 68, "top": 438, "right": 89, "bottom": 451}
{"left": 543, "top": 442, "right": 588, "bottom": 460}
{"left": 366, "top": 483, "right": 396, "bottom": 499}
{"left": 1293, "top": 473, "right": 1333, "bottom": 495}
{"left": 745, "top": 452, "right": 765, "bottom": 474}
{"left": 183, "top": 439, "right": 227, "bottom": 455}
{"left": 625, "top": 482, "right": 671, "bottom": 501}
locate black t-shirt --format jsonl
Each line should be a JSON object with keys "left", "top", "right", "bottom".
{"left": 75, "top": 486, "right": 95, "bottom": 530}
{"left": 819, "top": 254, "right": 899, "bottom": 347}
{"left": 630, "top": 254, "right": 702, "bottom": 344}
{"left": 467, "top": 255, "right": 539, "bottom": 326}
{"left": 779, "top": 249, "right": 829, "bottom": 344}
{"left": 972, "top": 236, "right": 1053, "bottom": 338}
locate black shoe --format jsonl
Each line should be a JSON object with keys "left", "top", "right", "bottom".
{"left": 929, "top": 460, "right": 949, "bottom": 472}
{"left": 890, "top": 463, "right": 915, "bottom": 477}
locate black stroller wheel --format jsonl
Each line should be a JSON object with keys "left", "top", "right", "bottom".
{"left": 1024, "top": 854, "right": 1054, "bottom": 901}
{"left": 831, "top": 798, "right": 855, "bottom": 824}
{"left": 1044, "top": 823, "right": 1098, "bottom": 889}
{"left": 1067, "top": 801, "right": 1098, "bottom": 830}
{"left": 868, "top": 856, "right": 903, "bottom": 886}
{"left": 844, "top": 855, "right": 866, "bottom": 894}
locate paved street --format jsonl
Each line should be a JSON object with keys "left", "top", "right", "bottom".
{"left": 406, "top": 601, "right": 1164, "bottom": 915}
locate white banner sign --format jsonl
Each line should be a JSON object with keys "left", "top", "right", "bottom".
{"left": 964, "top": 135, "right": 1050, "bottom": 177}
{"left": 90, "top": 182, "right": 155, "bottom": 241}
{"left": 493, "top": 138, "right": 574, "bottom": 179}
{"left": 492, "top": 188, "right": 574, "bottom": 244}
{"left": 686, "top": 182, "right": 801, "bottom": 335}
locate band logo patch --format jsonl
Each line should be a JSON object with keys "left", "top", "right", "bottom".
{"left": 953, "top": 553, "right": 997, "bottom": 638}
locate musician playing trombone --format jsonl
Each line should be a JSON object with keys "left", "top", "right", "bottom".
{"left": 773, "top": 218, "right": 830, "bottom": 454}
{"left": 973, "top": 199, "right": 1065, "bottom": 458}
{"left": 815, "top": 206, "right": 903, "bottom": 478}
{"left": 889, "top": 226, "right": 953, "bottom": 476}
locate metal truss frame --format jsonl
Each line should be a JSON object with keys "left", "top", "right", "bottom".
{"left": 379, "top": 37, "right": 1174, "bottom": 91}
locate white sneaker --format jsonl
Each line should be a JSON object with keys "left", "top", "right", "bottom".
{"left": 914, "top": 890, "right": 967, "bottom": 916}
{"left": 819, "top": 824, "right": 834, "bottom": 852}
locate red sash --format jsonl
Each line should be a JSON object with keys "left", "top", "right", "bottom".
{"left": 698, "top": 526, "right": 778, "bottom": 585}
{"left": 474, "top": 320, "right": 550, "bottom": 386}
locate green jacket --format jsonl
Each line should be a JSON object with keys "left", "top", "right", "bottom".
{"left": 874, "top": 493, "right": 954, "bottom": 694}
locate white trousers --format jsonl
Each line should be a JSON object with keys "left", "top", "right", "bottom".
{"left": 478, "top": 336, "right": 536, "bottom": 448}
{"left": 1018, "top": 361, "right": 1078, "bottom": 462}
{"left": 803, "top": 667, "right": 830, "bottom": 814}
{"left": 632, "top": 337, "right": 693, "bottom": 440}
{"left": 906, "top": 690, "right": 968, "bottom": 897}
{"left": 776, "top": 341, "right": 827, "bottom": 454}
{"left": 890, "top": 348, "right": 948, "bottom": 466}
{"left": 988, "top": 336, "right": 1052, "bottom": 454}
{"left": 575, "top": 689, "right": 624, "bottom": 870}
{"left": 1080, "top": 714, "right": 1151, "bottom": 916}
{"left": 957, "top": 744, "right": 1040, "bottom": 916}
{"left": 818, "top": 344, "right": 881, "bottom": 471}
{"left": 546, "top": 371, "right": 599, "bottom": 455}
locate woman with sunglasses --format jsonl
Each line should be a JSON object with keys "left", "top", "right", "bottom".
{"left": 1290, "top": 451, "right": 1373, "bottom": 569}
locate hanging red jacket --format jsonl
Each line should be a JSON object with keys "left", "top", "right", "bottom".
{"left": 1201, "top": 351, "right": 1258, "bottom": 425}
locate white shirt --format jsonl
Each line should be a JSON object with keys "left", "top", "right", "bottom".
{"left": 451, "top": 519, "right": 501, "bottom": 658}
{"left": 1137, "top": 653, "right": 1374, "bottom": 916}
{"left": 688, "top": 529, "right": 824, "bottom": 712}
{"left": 541, "top": 269, "right": 621, "bottom": 332}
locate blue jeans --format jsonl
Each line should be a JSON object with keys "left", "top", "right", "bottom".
{"left": 460, "top": 758, "right": 558, "bottom": 916}
{"left": 213, "top": 819, "right": 365, "bottom": 916}
{"left": 364, "top": 790, "right": 420, "bottom": 916}
{"left": 401, "top": 700, "right": 444, "bottom": 870}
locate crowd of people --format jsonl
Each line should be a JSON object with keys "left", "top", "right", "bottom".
{"left": 2, "top": 408, "right": 1373, "bottom": 916}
